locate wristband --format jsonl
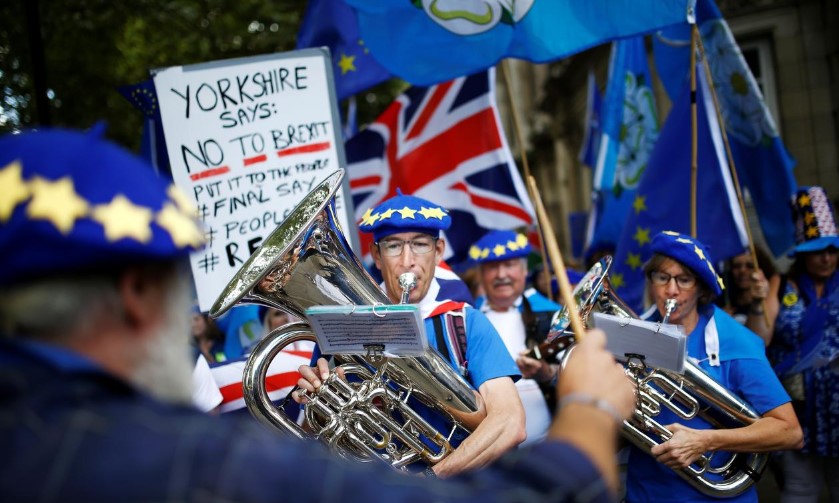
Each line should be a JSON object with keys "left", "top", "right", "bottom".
{"left": 559, "top": 392, "right": 624, "bottom": 425}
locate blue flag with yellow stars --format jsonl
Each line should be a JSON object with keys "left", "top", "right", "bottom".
{"left": 610, "top": 63, "right": 748, "bottom": 313}
{"left": 118, "top": 80, "right": 171, "bottom": 178}
{"left": 653, "top": 0, "right": 796, "bottom": 256}
{"left": 296, "top": 0, "right": 391, "bottom": 100}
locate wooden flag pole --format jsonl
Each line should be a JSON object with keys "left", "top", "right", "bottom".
{"left": 695, "top": 32, "right": 772, "bottom": 328}
{"left": 500, "top": 61, "right": 555, "bottom": 302}
{"left": 690, "top": 24, "right": 699, "bottom": 238}
{"left": 500, "top": 60, "right": 585, "bottom": 340}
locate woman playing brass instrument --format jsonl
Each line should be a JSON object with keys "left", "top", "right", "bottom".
{"left": 625, "top": 231, "right": 802, "bottom": 503}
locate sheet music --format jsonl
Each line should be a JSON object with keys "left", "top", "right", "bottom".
{"left": 592, "top": 312, "right": 687, "bottom": 373}
{"left": 305, "top": 304, "right": 428, "bottom": 356}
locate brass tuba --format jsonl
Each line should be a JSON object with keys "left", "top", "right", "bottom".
{"left": 209, "top": 169, "right": 483, "bottom": 471}
{"left": 537, "top": 256, "right": 767, "bottom": 498}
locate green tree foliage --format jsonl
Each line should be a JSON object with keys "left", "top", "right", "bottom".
{"left": 1, "top": 0, "right": 401, "bottom": 151}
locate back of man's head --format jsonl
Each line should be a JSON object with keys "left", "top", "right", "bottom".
{"left": 0, "top": 126, "right": 205, "bottom": 403}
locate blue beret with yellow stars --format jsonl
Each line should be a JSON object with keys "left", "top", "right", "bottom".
{"left": 0, "top": 125, "right": 205, "bottom": 287}
{"left": 358, "top": 189, "right": 451, "bottom": 242}
{"left": 649, "top": 231, "right": 724, "bottom": 297}
{"left": 468, "top": 230, "right": 531, "bottom": 264}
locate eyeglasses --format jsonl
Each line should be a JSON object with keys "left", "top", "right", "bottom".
{"left": 649, "top": 271, "right": 697, "bottom": 289}
{"left": 377, "top": 237, "right": 437, "bottom": 257}
{"left": 730, "top": 261, "right": 754, "bottom": 270}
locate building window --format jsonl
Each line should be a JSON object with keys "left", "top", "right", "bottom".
{"left": 739, "top": 37, "right": 781, "bottom": 127}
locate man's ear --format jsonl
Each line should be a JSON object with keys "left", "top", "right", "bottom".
{"left": 435, "top": 238, "right": 446, "bottom": 264}
{"left": 370, "top": 241, "right": 383, "bottom": 270}
{"left": 118, "top": 267, "right": 165, "bottom": 331}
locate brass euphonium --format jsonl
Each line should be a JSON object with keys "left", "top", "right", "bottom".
{"left": 535, "top": 256, "right": 766, "bottom": 498}
{"left": 209, "top": 169, "right": 483, "bottom": 471}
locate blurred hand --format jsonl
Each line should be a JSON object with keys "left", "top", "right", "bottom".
{"left": 516, "top": 353, "right": 555, "bottom": 383}
{"left": 559, "top": 329, "right": 634, "bottom": 420}
{"left": 749, "top": 269, "right": 769, "bottom": 302}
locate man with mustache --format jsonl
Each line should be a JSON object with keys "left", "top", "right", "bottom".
{"left": 470, "top": 230, "right": 562, "bottom": 446}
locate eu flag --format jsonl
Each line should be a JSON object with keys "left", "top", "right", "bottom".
{"left": 118, "top": 80, "right": 171, "bottom": 178}
{"left": 296, "top": 0, "right": 391, "bottom": 99}
{"left": 610, "top": 64, "right": 748, "bottom": 313}
{"left": 653, "top": 0, "right": 796, "bottom": 256}
{"left": 343, "top": 0, "right": 692, "bottom": 86}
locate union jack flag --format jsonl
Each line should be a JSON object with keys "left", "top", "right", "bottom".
{"left": 345, "top": 68, "right": 534, "bottom": 268}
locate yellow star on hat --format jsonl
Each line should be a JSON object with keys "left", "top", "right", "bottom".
{"left": 360, "top": 207, "right": 379, "bottom": 227}
{"left": 27, "top": 176, "right": 89, "bottom": 234}
{"left": 167, "top": 185, "right": 197, "bottom": 217}
{"left": 156, "top": 203, "right": 205, "bottom": 248}
{"left": 378, "top": 208, "right": 396, "bottom": 221}
{"left": 418, "top": 206, "right": 446, "bottom": 220}
{"left": 0, "top": 160, "right": 30, "bottom": 222}
{"left": 91, "top": 195, "right": 153, "bottom": 243}
{"left": 397, "top": 206, "right": 417, "bottom": 219}
{"left": 492, "top": 244, "right": 507, "bottom": 257}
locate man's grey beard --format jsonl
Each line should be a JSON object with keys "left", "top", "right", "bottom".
{"left": 130, "top": 271, "right": 195, "bottom": 406}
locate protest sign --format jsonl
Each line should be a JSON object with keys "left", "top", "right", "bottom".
{"left": 153, "top": 48, "right": 354, "bottom": 311}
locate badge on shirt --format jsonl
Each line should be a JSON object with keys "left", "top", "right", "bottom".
{"left": 782, "top": 292, "right": 798, "bottom": 307}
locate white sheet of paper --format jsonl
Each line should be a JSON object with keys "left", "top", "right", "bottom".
{"left": 592, "top": 312, "right": 687, "bottom": 373}
{"left": 305, "top": 304, "right": 428, "bottom": 356}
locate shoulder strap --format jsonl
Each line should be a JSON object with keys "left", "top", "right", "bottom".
{"left": 440, "top": 308, "right": 468, "bottom": 377}
{"left": 431, "top": 315, "right": 452, "bottom": 362}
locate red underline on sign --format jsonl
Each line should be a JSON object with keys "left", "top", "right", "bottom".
{"left": 276, "top": 141, "right": 331, "bottom": 158}
{"left": 189, "top": 166, "right": 230, "bottom": 181}
{"left": 243, "top": 154, "right": 268, "bottom": 166}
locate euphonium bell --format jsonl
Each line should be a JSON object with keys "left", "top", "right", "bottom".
{"left": 534, "top": 256, "right": 766, "bottom": 498}
{"left": 210, "top": 169, "right": 483, "bottom": 470}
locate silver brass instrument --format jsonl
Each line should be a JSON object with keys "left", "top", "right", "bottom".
{"left": 210, "top": 169, "right": 482, "bottom": 470}
{"left": 546, "top": 256, "right": 767, "bottom": 498}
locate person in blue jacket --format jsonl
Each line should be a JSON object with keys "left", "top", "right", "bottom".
{"left": 625, "top": 231, "right": 803, "bottom": 503}
{"left": 470, "top": 229, "right": 561, "bottom": 446}
{"left": 0, "top": 126, "right": 635, "bottom": 502}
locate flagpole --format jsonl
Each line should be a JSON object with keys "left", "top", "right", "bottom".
{"left": 527, "top": 174, "right": 587, "bottom": 341}
{"left": 499, "top": 60, "right": 555, "bottom": 302}
{"left": 499, "top": 60, "right": 585, "bottom": 339}
{"left": 695, "top": 32, "right": 772, "bottom": 328}
{"left": 690, "top": 24, "right": 698, "bottom": 238}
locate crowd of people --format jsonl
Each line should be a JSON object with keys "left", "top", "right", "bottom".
{"left": 1, "top": 126, "right": 837, "bottom": 502}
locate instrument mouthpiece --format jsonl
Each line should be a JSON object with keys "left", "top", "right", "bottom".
{"left": 662, "top": 299, "right": 678, "bottom": 324}
{"left": 398, "top": 272, "right": 417, "bottom": 304}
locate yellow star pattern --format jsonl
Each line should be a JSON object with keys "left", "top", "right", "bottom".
{"left": 611, "top": 273, "right": 625, "bottom": 289}
{"left": 397, "top": 206, "right": 417, "bottom": 219}
{"left": 27, "top": 176, "right": 89, "bottom": 234}
{"left": 378, "top": 208, "right": 396, "bottom": 221}
{"left": 480, "top": 248, "right": 490, "bottom": 259}
{"left": 156, "top": 203, "right": 205, "bottom": 248}
{"left": 633, "top": 226, "right": 650, "bottom": 246}
{"left": 515, "top": 233, "right": 528, "bottom": 247}
{"left": 507, "top": 240, "right": 519, "bottom": 251}
{"left": 360, "top": 208, "right": 379, "bottom": 227}
{"left": 693, "top": 245, "right": 706, "bottom": 261}
{"left": 338, "top": 53, "right": 356, "bottom": 74}
{"left": 806, "top": 227, "right": 819, "bottom": 238}
{"left": 633, "top": 195, "right": 647, "bottom": 214}
{"left": 798, "top": 193, "right": 810, "bottom": 207}
{"left": 626, "top": 252, "right": 642, "bottom": 270}
{"left": 804, "top": 213, "right": 816, "bottom": 224}
{"left": 91, "top": 195, "right": 153, "bottom": 243}
{"left": 493, "top": 244, "right": 507, "bottom": 257}
{"left": 469, "top": 246, "right": 482, "bottom": 260}
{"left": 168, "top": 185, "right": 197, "bottom": 217}
{"left": 418, "top": 206, "right": 446, "bottom": 220}
{"left": 0, "top": 160, "right": 30, "bottom": 222}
